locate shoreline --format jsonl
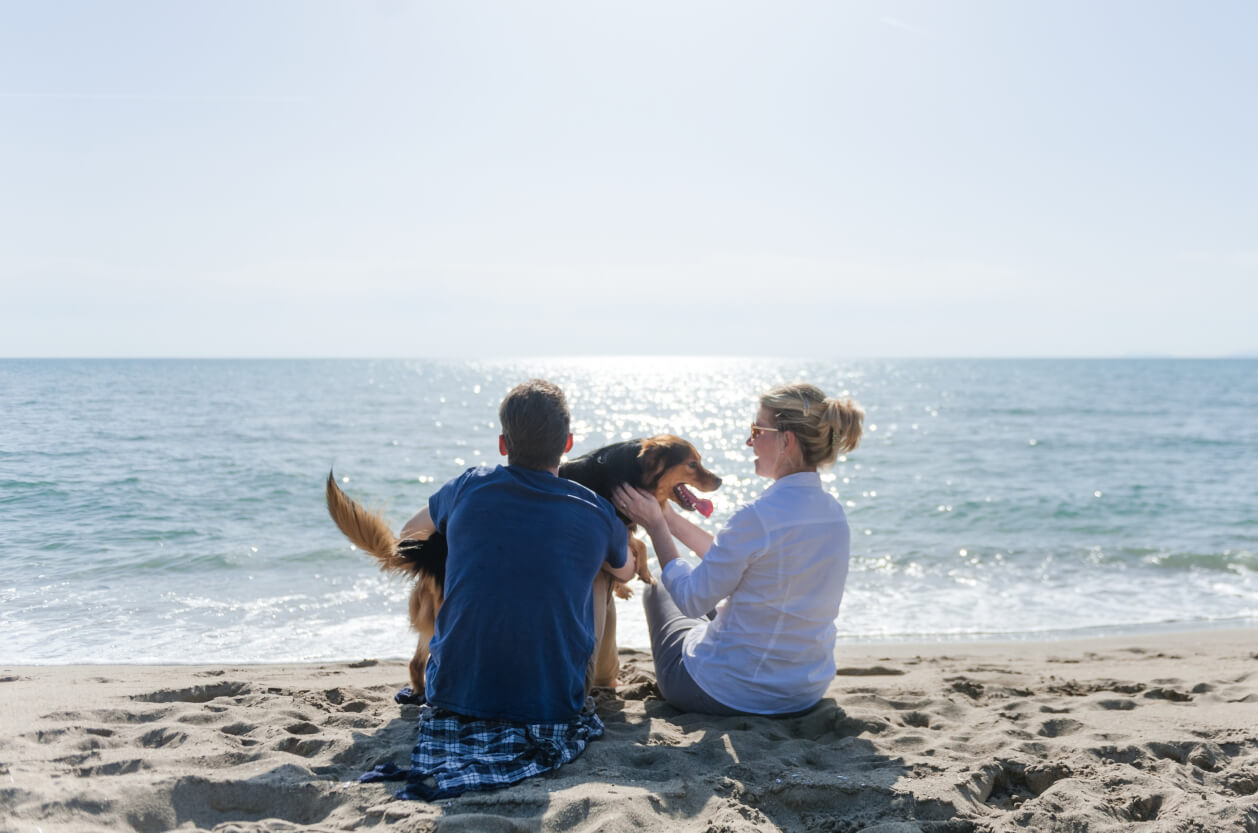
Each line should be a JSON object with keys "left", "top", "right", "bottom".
{"left": 7, "top": 621, "right": 1256, "bottom": 669}
{"left": 836, "top": 617, "right": 1258, "bottom": 645}
{"left": 4, "top": 629, "right": 1257, "bottom": 832}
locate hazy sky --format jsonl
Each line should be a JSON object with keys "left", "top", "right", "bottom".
{"left": 3, "top": 1, "right": 1255, "bottom": 358}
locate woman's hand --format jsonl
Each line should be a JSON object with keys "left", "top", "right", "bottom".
{"left": 613, "top": 484, "right": 683, "bottom": 572}
{"left": 612, "top": 485, "right": 663, "bottom": 529}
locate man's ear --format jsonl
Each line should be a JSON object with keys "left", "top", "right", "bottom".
{"left": 498, "top": 435, "right": 509, "bottom": 456}
{"left": 564, "top": 434, "right": 574, "bottom": 453}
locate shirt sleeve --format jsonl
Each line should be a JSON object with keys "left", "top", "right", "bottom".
{"left": 607, "top": 518, "right": 628, "bottom": 569}
{"left": 428, "top": 469, "right": 473, "bottom": 534}
{"left": 660, "top": 503, "right": 766, "bottom": 618}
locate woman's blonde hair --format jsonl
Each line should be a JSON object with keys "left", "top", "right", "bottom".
{"left": 760, "top": 382, "right": 863, "bottom": 467}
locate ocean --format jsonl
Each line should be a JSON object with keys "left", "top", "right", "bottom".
{"left": 1, "top": 358, "right": 1255, "bottom": 665}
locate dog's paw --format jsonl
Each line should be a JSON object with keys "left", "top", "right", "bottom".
{"left": 613, "top": 582, "right": 635, "bottom": 600}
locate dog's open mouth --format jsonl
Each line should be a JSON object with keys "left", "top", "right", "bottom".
{"left": 673, "top": 484, "right": 714, "bottom": 517}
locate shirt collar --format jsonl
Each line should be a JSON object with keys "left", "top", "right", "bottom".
{"left": 764, "top": 470, "right": 822, "bottom": 495}
{"left": 504, "top": 464, "right": 558, "bottom": 479}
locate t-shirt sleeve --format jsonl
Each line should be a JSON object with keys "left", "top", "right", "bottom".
{"left": 428, "top": 469, "right": 472, "bottom": 534}
{"left": 661, "top": 503, "right": 766, "bottom": 618}
{"left": 606, "top": 518, "right": 628, "bottom": 569}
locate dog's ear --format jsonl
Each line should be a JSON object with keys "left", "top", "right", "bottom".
{"left": 637, "top": 437, "right": 669, "bottom": 489}
{"left": 638, "top": 435, "right": 693, "bottom": 488}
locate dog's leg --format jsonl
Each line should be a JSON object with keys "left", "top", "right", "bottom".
{"left": 613, "top": 536, "right": 653, "bottom": 600}
{"left": 612, "top": 537, "right": 637, "bottom": 600}
{"left": 407, "top": 576, "right": 441, "bottom": 697}
{"left": 630, "top": 534, "right": 655, "bottom": 586}
{"left": 409, "top": 636, "right": 429, "bottom": 697}
{"left": 586, "top": 571, "right": 620, "bottom": 690}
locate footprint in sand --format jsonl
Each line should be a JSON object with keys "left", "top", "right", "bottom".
{"left": 219, "top": 722, "right": 256, "bottom": 737}
{"left": 312, "top": 686, "right": 374, "bottom": 714}
{"left": 285, "top": 721, "right": 321, "bottom": 735}
{"left": 1038, "top": 705, "right": 1072, "bottom": 714}
{"left": 26, "top": 726, "right": 121, "bottom": 750}
{"left": 274, "top": 736, "right": 333, "bottom": 758}
{"left": 50, "top": 707, "right": 170, "bottom": 725}
{"left": 834, "top": 666, "right": 905, "bottom": 677}
{"left": 967, "top": 758, "right": 1075, "bottom": 809}
{"left": 74, "top": 759, "right": 152, "bottom": 777}
{"left": 1037, "top": 718, "right": 1084, "bottom": 738}
{"left": 901, "top": 711, "right": 931, "bottom": 729}
{"left": 1223, "top": 770, "right": 1258, "bottom": 796}
{"left": 1124, "top": 793, "right": 1164, "bottom": 822}
{"left": 132, "top": 682, "right": 252, "bottom": 704}
{"left": 139, "top": 727, "right": 188, "bottom": 749}
{"left": 628, "top": 746, "right": 669, "bottom": 767}
{"left": 1095, "top": 699, "right": 1137, "bottom": 710}
{"left": 947, "top": 678, "right": 985, "bottom": 700}
{"left": 176, "top": 711, "right": 231, "bottom": 726}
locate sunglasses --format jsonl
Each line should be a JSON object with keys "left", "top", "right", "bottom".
{"left": 748, "top": 423, "right": 780, "bottom": 441}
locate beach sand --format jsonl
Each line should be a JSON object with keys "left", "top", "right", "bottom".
{"left": 3, "top": 630, "right": 1257, "bottom": 833}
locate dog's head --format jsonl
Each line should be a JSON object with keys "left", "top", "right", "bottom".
{"left": 637, "top": 434, "right": 722, "bottom": 514}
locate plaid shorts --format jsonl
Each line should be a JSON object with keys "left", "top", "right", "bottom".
{"left": 360, "top": 701, "right": 604, "bottom": 801}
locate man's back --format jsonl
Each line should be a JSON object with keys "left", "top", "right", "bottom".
{"left": 425, "top": 464, "right": 627, "bottom": 723}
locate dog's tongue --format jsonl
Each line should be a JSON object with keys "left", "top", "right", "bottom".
{"left": 676, "top": 483, "right": 715, "bottom": 518}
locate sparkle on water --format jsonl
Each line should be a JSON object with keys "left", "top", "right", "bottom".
{"left": 1, "top": 357, "right": 1256, "bottom": 663}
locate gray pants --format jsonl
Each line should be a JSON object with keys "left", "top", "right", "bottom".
{"left": 643, "top": 583, "right": 822, "bottom": 718}
{"left": 641, "top": 583, "right": 746, "bottom": 716}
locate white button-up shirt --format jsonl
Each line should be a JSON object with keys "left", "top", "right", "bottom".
{"left": 660, "top": 471, "right": 851, "bottom": 714}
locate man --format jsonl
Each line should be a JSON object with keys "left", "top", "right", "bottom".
{"left": 366, "top": 379, "right": 632, "bottom": 799}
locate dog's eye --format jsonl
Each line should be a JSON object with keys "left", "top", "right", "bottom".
{"left": 689, "top": 462, "right": 698, "bottom": 469}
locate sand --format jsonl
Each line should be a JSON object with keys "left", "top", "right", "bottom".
{"left": 3, "top": 629, "right": 1257, "bottom": 833}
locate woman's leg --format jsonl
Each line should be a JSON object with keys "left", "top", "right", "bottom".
{"left": 642, "top": 583, "right": 744, "bottom": 716}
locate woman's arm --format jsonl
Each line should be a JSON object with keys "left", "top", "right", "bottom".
{"left": 616, "top": 485, "right": 763, "bottom": 617}
{"left": 663, "top": 504, "right": 714, "bottom": 558}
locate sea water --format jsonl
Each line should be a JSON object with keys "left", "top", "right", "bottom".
{"left": 1, "top": 358, "right": 1255, "bottom": 664}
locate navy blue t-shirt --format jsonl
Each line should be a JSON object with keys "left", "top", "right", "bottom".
{"left": 424, "top": 464, "right": 628, "bottom": 723}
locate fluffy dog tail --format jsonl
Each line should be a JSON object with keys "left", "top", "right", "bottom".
{"left": 325, "top": 471, "right": 420, "bottom": 576}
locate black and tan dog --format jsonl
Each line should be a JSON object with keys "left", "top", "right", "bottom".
{"left": 325, "top": 434, "right": 721, "bottom": 696}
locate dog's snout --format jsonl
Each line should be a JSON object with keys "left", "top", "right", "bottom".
{"left": 711, "top": 475, "right": 722, "bottom": 489}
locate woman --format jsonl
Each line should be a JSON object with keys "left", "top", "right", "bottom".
{"left": 613, "top": 382, "right": 863, "bottom": 716}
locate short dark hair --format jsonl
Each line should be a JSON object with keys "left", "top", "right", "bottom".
{"left": 498, "top": 379, "right": 570, "bottom": 470}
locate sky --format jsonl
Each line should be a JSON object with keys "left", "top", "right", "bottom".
{"left": 2, "top": 1, "right": 1256, "bottom": 358}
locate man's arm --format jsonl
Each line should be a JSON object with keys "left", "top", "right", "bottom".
{"left": 602, "top": 544, "right": 637, "bottom": 582}
{"left": 400, "top": 505, "right": 436, "bottom": 539}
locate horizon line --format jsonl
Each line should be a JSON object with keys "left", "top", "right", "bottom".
{"left": 3, "top": 354, "right": 1256, "bottom": 362}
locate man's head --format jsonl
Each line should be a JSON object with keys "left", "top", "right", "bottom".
{"left": 497, "top": 379, "right": 573, "bottom": 471}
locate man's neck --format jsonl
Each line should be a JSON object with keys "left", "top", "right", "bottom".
{"left": 507, "top": 460, "right": 559, "bottom": 476}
